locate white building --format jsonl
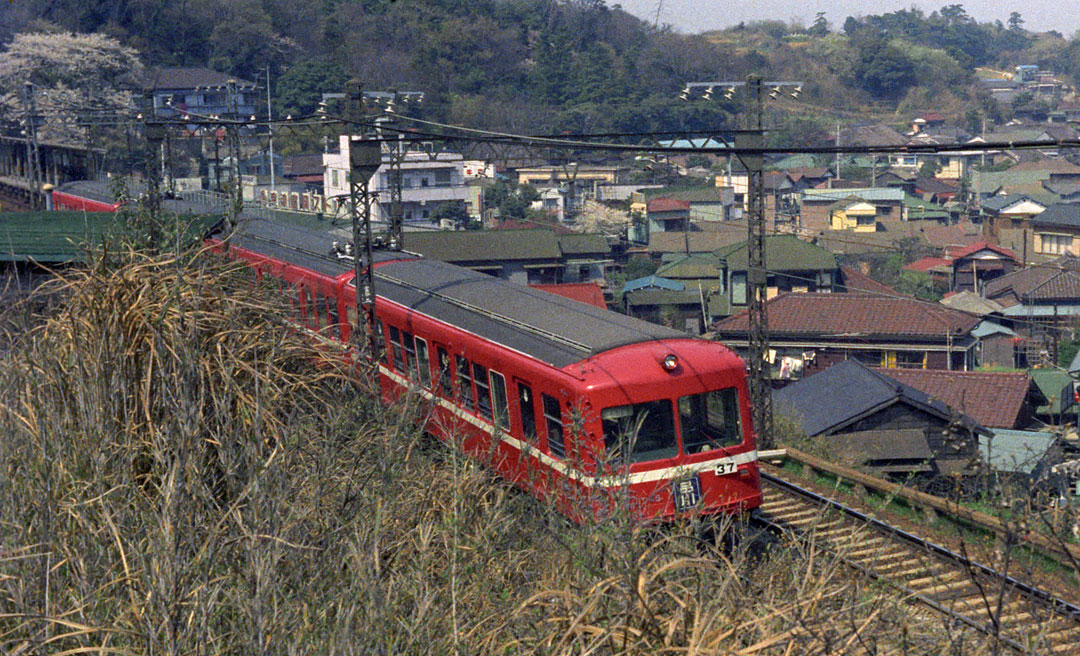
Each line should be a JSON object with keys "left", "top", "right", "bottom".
{"left": 323, "top": 135, "right": 478, "bottom": 223}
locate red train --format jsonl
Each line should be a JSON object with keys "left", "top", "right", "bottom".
{"left": 209, "top": 218, "right": 761, "bottom": 522}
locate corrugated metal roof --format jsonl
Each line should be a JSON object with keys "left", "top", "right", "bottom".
{"left": 622, "top": 275, "right": 684, "bottom": 293}
{"left": 714, "top": 234, "right": 836, "bottom": 272}
{"left": 803, "top": 187, "right": 905, "bottom": 203}
{"left": 529, "top": 282, "right": 607, "bottom": 309}
{"left": 656, "top": 254, "right": 722, "bottom": 279}
{"left": 403, "top": 229, "right": 562, "bottom": 262}
{"left": 980, "top": 430, "right": 1056, "bottom": 474}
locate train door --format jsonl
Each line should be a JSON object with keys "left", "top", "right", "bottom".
{"left": 514, "top": 380, "right": 548, "bottom": 494}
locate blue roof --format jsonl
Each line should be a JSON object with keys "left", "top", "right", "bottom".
{"left": 971, "top": 320, "right": 1017, "bottom": 338}
{"left": 980, "top": 429, "right": 1056, "bottom": 475}
{"left": 803, "top": 187, "right": 905, "bottom": 203}
{"left": 773, "top": 360, "right": 985, "bottom": 437}
{"left": 1000, "top": 304, "right": 1080, "bottom": 317}
{"left": 622, "top": 275, "right": 684, "bottom": 293}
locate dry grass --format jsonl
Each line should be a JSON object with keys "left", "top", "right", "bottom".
{"left": 0, "top": 247, "right": 1002, "bottom": 655}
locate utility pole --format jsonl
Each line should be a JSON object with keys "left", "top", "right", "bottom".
{"left": 145, "top": 119, "right": 165, "bottom": 244}
{"left": 679, "top": 75, "right": 800, "bottom": 448}
{"left": 226, "top": 79, "right": 243, "bottom": 234}
{"left": 345, "top": 80, "right": 384, "bottom": 361}
{"left": 21, "top": 82, "right": 44, "bottom": 209}
{"left": 266, "top": 64, "right": 276, "bottom": 198}
{"left": 736, "top": 75, "right": 773, "bottom": 448}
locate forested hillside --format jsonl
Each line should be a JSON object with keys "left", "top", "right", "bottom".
{"left": 2, "top": 0, "right": 1078, "bottom": 138}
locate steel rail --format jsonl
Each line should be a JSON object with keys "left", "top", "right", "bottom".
{"left": 757, "top": 470, "right": 1080, "bottom": 654}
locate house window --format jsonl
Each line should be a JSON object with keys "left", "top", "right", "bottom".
{"left": 731, "top": 273, "right": 747, "bottom": 305}
{"left": 882, "top": 350, "right": 926, "bottom": 369}
{"left": 434, "top": 170, "right": 451, "bottom": 187}
{"left": 1039, "top": 233, "right": 1072, "bottom": 255}
{"left": 332, "top": 169, "right": 339, "bottom": 188}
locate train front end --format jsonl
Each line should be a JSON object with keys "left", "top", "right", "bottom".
{"left": 571, "top": 338, "right": 761, "bottom": 522}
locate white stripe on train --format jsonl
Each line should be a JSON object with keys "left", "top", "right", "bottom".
{"left": 379, "top": 366, "right": 758, "bottom": 488}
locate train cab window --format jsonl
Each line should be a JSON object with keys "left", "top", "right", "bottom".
{"left": 414, "top": 337, "right": 431, "bottom": 387}
{"left": 456, "top": 355, "right": 475, "bottom": 410}
{"left": 402, "top": 331, "right": 417, "bottom": 379}
{"left": 518, "top": 383, "right": 536, "bottom": 442}
{"left": 601, "top": 400, "right": 677, "bottom": 464}
{"left": 678, "top": 389, "right": 742, "bottom": 454}
{"left": 489, "top": 371, "right": 509, "bottom": 429}
{"left": 542, "top": 394, "right": 565, "bottom": 458}
{"left": 437, "top": 347, "right": 452, "bottom": 396}
{"left": 473, "top": 363, "right": 492, "bottom": 420}
{"left": 388, "top": 326, "right": 405, "bottom": 371}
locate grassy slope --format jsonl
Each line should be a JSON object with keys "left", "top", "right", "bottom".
{"left": 0, "top": 247, "right": 1022, "bottom": 654}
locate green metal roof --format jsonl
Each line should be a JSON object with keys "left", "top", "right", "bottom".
{"left": 0, "top": 211, "right": 217, "bottom": 263}
{"left": 656, "top": 254, "right": 723, "bottom": 279}
{"left": 980, "top": 429, "right": 1056, "bottom": 475}
{"left": 1029, "top": 368, "right": 1073, "bottom": 415}
{"left": 624, "top": 288, "right": 703, "bottom": 307}
{"left": 714, "top": 234, "right": 837, "bottom": 272}
{"left": 640, "top": 186, "right": 729, "bottom": 202}
{"left": 403, "top": 228, "right": 562, "bottom": 262}
{"left": 558, "top": 232, "right": 610, "bottom": 256}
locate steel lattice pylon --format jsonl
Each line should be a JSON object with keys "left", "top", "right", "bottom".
{"left": 736, "top": 75, "right": 773, "bottom": 448}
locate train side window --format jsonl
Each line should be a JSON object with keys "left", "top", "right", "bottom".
{"left": 414, "top": 337, "right": 431, "bottom": 387}
{"left": 542, "top": 394, "right": 565, "bottom": 458}
{"left": 304, "top": 289, "right": 317, "bottom": 326}
{"left": 346, "top": 303, "right": 357, "bottom": 331}
{"left": 489, "top": 371, "right": 509, "bottom": 430}
{"left": 456, "top": 355, "right": 475, "bottom": 410}
{"left": 376, "top": 321, "right": 387, "bottom": 363}
{"left": 327, "top": 298, "right": 341, "bottom": 339}
{"left": 517, "top": 383, "right": 536, "bottom": 442}
{"left": 402, "top": 331, "right": 417, "bottom": 380}
{"left": 388, "top": 325, "right": 405, "bottom": 371}
{"left": 437, "top": 347, "right": 452, "bottom": 396}
{"left": 314, "top": 294, "right": 328, "bottom": 329}
{"left": 473, "top": 362, "right": 492, "bottom": 420}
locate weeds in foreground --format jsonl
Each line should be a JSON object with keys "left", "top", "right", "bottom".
{"left": 0, "top": 248, "right": 1004, "bottom": 654}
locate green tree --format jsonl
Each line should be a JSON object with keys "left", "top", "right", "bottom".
{"left": 623, "top": 255, "right": 658, "bottom": 280}
{"left": 808, "top": 12, "right": 829, "bottom": 37}
{"left": 432, "top": 201, "right": 472, "bottom": 229}
{"left": 275, "top": 59, "right": 348, "bottom": 118}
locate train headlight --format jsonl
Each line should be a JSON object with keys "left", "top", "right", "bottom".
{"left": 662, "top": 354, "right": 679, "bottom": 371}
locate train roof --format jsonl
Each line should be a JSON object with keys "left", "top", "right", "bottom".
{"left": 221, "top": 218, "right": 692, "bottom": 369}
{"left": 374, "top": 258, "right": 688, "bottom": 368}
{"left": 224, "top": 217, "right": 406, "bottom": 278}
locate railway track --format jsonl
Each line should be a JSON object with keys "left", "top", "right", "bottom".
{"left": 755, "top": 468, "right": 1080, "bottom": 654}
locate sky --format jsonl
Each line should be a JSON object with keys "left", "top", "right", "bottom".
{"left": 614, "top": 0, "right": 1080, "bottom": 36}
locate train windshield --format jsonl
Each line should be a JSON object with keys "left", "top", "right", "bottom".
{"left": 678, "top": 389, "right": 743, "bottom": 454}
{"left": 601, "top": 400, "right": 677, "bottom": 465}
